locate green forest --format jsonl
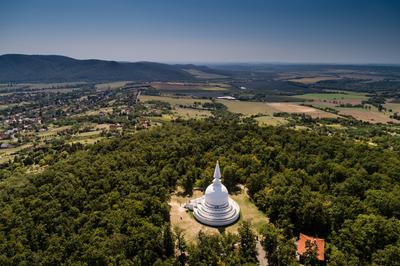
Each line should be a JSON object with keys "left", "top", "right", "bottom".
{"left": 1, "top": 114, "right": 400, "bottom": 265}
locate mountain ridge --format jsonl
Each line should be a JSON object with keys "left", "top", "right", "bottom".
{"left": 0, "top": 54, "right": 225, "bottom": 83}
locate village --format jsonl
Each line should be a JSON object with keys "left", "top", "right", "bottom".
{"left": 0, "top": 84, "right": 155, "bottom": 163}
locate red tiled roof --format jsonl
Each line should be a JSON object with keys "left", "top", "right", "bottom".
{"left": 297, "top": 233, "right": 325, "bottom": 261}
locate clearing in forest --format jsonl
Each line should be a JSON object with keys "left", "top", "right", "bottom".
{"left": 169, "top": 187, "right": 268, "bottom": 243}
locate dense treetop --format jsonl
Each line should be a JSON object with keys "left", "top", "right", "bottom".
{"left": 1, "top": 115, "right": 400, "bottom": 265}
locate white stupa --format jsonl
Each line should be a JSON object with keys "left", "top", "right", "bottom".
{"left": 185, "top": 161, "right": 240, "bottom": 227}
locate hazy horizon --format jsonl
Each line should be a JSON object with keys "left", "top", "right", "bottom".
{"left": 1, "top": 0, "right": 400, "bottom": 64}
{"left": 3, "top": 53, "right": 400, "bottom": 66}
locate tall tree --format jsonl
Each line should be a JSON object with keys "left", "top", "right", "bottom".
{"left": 174, "top": 227, "right": 187, "bottom": 266}
{"left": 261, "top": 223, "right": 298, "bottom": 266}
{"left": 238, "top": 221, "right": 258, "bottom": 264}
{"left": 182, "top": 175, "right": 193, "bottom": 196}
{"left": 222, "top": 164, "right": 240, "bottom": 192}
{"left": 163, "top": 223, "right": 175, "bottom": 258}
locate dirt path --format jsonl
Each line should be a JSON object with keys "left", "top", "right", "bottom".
{"left": 170, "top": 191, "right": 222, "bottom": 242}
{"left": 257, "top": 239, "right": 268, "bottom": 266}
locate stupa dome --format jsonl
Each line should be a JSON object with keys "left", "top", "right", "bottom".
{"left": 205, "top": 182, "right": 228, "bottom": 206}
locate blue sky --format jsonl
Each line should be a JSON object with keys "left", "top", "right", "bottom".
{"left": 1, "top": 0, "right": 399, "bottom": 63}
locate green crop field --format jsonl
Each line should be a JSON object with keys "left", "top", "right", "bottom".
{"left": 95, "top": 81, "right": 131, "bottom": 90}
{"left": 295, "top": 92, "right": 368, "bottom": 101}
{"left": 140, "top": 95, "right": 211, "bottom": 105}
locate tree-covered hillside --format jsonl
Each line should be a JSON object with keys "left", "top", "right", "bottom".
{"left": 0, "top": 54, "right": 213, "bottom": 82}
{"left": 1, "top": 115, "right": 400, "bottom": 265}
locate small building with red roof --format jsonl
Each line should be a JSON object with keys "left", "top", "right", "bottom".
{"left": 297, "top": 233, "right": 325, "bottom": 262}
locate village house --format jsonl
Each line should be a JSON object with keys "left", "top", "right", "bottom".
{"left": 297, "top": 233, "right": 325, "bottom": 263}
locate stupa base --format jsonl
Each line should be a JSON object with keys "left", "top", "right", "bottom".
{"left": 186, "top": 196, "right": 240, "bottom": 227}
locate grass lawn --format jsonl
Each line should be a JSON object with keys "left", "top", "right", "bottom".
{"left": 255, "top": 116, "right": 288, "bottom": 126}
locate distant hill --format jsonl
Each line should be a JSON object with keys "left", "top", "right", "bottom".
{"left": 0, "top": 54, "right": 225, "bottom": 83}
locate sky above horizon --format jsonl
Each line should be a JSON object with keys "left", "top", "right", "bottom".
{"left": 1, "top": 0, "right": 400, "bottom": 64}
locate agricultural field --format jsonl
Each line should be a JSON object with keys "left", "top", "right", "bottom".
{"left": 339, "top": 73, "right": 389, "bottom": 81}
{"left": 268, "top": 103, "right": 338, "bottom": 118}
{"left": 254, "top": 116, "right": 288, "bottom": 126}
{"left": 220, "top": 100, "right": 276, "bottom": 116}
{"left": 151, "top": 109, "right": 212, "bottom": 122}
{"left": 337, "top": 107, "right": 398, "bottom": 124}
{"left": 150, "top": 82, "right": 230, "bottom": 91}
{"left": 295, "top": 92, "right": 368, "bottom": 103}
{"left": 140, "top": 95, "right": 211, "bottom": 105}
{"left": 95, "top": 81, "right": 131, "bottom": 90}
{"left": 1, "top": 82, "right": 86, "bottom": 90}
{"left": 68, "top": 131, "right": 104, "bottom": 145}
{"left": 140, "top": 95, "right": 339, "bottom": 123}
{"left": 385, "top": 102, "right": 400, "bottom": 113}
{"left": 172, "top": 107, "right": 212, "bottom": 120}
{"left": 183, "top": 69, "right": 228, "bottom": 79}
{"left": 140, "top": 94, "right": 336, "bottom": 118}
{"left": 0, "top": 83, "right": 86, "bottom": 95}
{"left": 278, "top": 67, "right": 395, "bottom": 85}
{"left": 141, "top": 93, "right": 400, "bottom": 124}
{"left": 294, "top": 92, "right": 400, "bottom": 124}
{"left": 287, "top": 76, "right": 341, "bottom": 84}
